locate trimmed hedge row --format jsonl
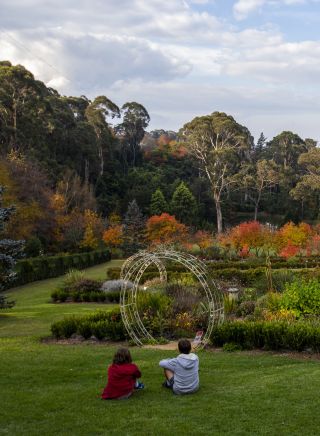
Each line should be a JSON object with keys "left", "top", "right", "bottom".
{"left": 107, "top": 265, "right": 320, "bottom": 286}
{"left": 51, "top": 308, "right": 126, "bottom": 341}
{"left": 211, "top": 320, "right": 320, "bottom": 352}
{"left": 51, "top": 288, "right": 120, "bottom": 303}
{"left": 207, "top": 258, "right": 320, "bottom": 270}
{"left": 14, "top": 250, "right": 111, "bottom": 286}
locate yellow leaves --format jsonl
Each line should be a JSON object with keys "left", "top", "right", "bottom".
{"left": 80, "top": 226, "right": 99, "bottom": 250}
{"left": 6, "top": 200, "right": 44, "bottom": 239}
{"left": 51, "top": 193, "right": 67, "bottom": 213}
{"left": 279, "top": 221, "right": 312, "bottom": 248}
{"left": 80, "top": 210, "right": 104, "bottom": 250}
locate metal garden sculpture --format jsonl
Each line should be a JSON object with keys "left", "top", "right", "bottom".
{"left": 120, "top": 247, "right": 224, "bottom": 349}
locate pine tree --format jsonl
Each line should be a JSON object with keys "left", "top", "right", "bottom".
{"left": 256, "top": 132, "right": 267, "bottom": 154}
{"left": 0, "top": 187, "right": 24, "bottom": 308}
{"left": 150, "top": 189, "right": 168, "bottom": 216}
{"left": 170, "top": 182, "right": 197, "bottom": 225}
{"left": 123, "top": 199, "right": 145, "bottom": 254}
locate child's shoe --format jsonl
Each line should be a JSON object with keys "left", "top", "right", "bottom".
{"left": 135, "top": 380, "right": 145, "bottom": 390}
{"left": 162, "top": 378, "right": 174, "bottom": 389}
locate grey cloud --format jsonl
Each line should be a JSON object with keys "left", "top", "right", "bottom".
{"left": 0, "top": 29, "right": 192, "bottom": 92}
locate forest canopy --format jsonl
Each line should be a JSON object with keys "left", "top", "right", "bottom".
{"left": 0, "top": 60, "right": 319, "bottom": 254}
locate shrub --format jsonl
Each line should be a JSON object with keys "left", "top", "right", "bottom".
{"left": 71, "top": 278, "right": 102, "bottom": 293}
{"left": 165, "top": 283, "right": 201, "bottom": 314}
{"left": 223, "top": 342, "right": 242, "bottom": 352}
{"left": 280, "top": 278, "right": 320, "bottom": 317}
{"left": 63, "top": 269, "right": 85, "bottom": 290}
{"left": 51, "top": 317, "right": 79, "bottom": 338}
{"left": 14, "top": 249, "right": 111, "bottom": 286}
{"left": 51, "top": 289, "right": 69, "bottom": 302}
{"left": 137, "top": 291, "right": 172, "bottom": 317}
{"left": 51, "top": 274, "right": 104, "bottom": 303}
{"left": 51, "top": 308, "right": 126, "bottom": 341}
{"left": 236, "top": 301, "right": 256, "bottom": 317}
{"left": 211, "top": 320, "right": 320, "bottom": 352}
{"left": 104, "top": 291, "right": 121, "bottom": 303}
{"left": 224, "top": 295, "right": 237, "bottom": 315}
{"left": 24, "top": 237, "right": 42, "bottom": 258}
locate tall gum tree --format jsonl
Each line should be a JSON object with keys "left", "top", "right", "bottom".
{"left": 85, "top": 96, "right": 120, "bottom": 176}
{"left": 180, "top": 112, "right": 253, "bottom": 233}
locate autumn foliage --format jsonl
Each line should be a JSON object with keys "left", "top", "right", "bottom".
{"left": 219, "top": 221, "right": 275, "bottom": 256}
{"left": 218, "top": 220, "right": 320, "bottom": 259}
{"left": 146, "top": 213, "right": 188, "bottom": 245}
{"left": 102, "top": 225, "right": 123, "bottom": 248}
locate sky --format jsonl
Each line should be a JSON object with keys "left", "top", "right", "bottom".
{"left": 1, "top": 0, "right": 320, "bottom": 142}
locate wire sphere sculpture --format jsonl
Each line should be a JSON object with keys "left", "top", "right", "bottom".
{"left": 120, "top": 247, "right": 224, "bottom": 349}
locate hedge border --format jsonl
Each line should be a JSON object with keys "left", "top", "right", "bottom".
{"left": 13, "top": 249, "right": 111, "bottom": 287}
{"left": 210, "top": 320, "right": 320, "bottom": 352}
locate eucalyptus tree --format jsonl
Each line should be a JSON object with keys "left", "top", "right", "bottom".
{"left": 240, "top": 159, "right": 279, "bottom": 220}
{"left": 0, "top": 61, "right": 48, "bottom": 153}
{"left": 180, "top": 112, "right": 253, "bottom": 233}
{"left": 265, "top": 131, "right": 308, "bottom": 172}
{"left": 116, "top": 102, "right": 150, "bottom": 168}
{"left": 290, "top": 147, "right": 320, "bottom": 206}
{"left": 85, "top": 96, "right": 120, "bottom": 176}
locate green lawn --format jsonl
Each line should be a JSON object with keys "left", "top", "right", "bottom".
{"left": 1, "top": 260, "right": 320, "bottom": 435}
{"left": 0, "top": 260, "right": 122, "bottom": 338}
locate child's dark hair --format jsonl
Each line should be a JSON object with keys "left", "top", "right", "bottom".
{"left": 113, "top": 347, "right": 132, "bottom": 364}
{"left": 178, "top": 339, "right": 191, "bottom": 354}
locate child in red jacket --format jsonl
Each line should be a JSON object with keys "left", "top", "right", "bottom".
{"left": 101, "top": 347, "right": 144, "bottom": 400}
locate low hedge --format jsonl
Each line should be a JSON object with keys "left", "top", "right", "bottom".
{"left": 13, "top": 249, "right": 111, "bottom": 286}
{"left": 51, "top": 288, "right": 120, "bottom": 303}
{"left": 211, "top": 320, "right": 320, "bottom": 352}
{"left": 207, "top": 258, "right": 320, "bottom": 270}
{"left": 51, "top": 308, "right": 126, "bottom": 340}
{"left": 108, "top": 265, "right": 320, "bottom": 286}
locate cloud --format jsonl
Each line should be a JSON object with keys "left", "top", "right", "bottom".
{"left": 233, "top": 0, "right": 307, "bottom": 20}
{"left": 233, "top": 0, "right": 266, "bottom": 20}
{"left": 1, "top": 0, "right": 320, "bottom": 141}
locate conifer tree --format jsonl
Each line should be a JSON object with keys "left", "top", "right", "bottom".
{"left": 0, "top": 187, "right": 24, "bottom": 308}
{"left": 123, "top": 199, "right": 145, "bottom": 254}
{"left": 170, "top": 182, "right": 197, "bottom": 225}
{"left": 150, "top": 189, "right": 168, "bottom": 216}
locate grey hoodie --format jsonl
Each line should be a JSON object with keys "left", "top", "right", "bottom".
{"left": 159, "top": 353, "right": 199, "bottom": 395}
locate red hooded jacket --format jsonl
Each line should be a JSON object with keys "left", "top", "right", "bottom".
{"left": 101, "top": 363, "right": 141, "bottom": 399}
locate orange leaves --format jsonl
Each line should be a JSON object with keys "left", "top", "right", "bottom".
{"left": 278, "top": 222, "right": 312, "bottom": 248}
{"left": 193, "top": 230, "right": 214, "bottom": 249}
{"left": 278, "top": 222, "right": 313, "bottom": 259}
{"left": 219, "top": 220, "right": 319, "bottom": 259}
{"left": 146, "top": 213, "right": 188, "bottom": 245}
{"left": 102, "top": 225, "right": 123, "bottom": 248}
{"left": 219, "top": 220, "right": 274, "bottom": 255}
{"left": 279, "top": 244, "right": 300, "bottom": 259}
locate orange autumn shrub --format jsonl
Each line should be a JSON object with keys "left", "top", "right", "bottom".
{"left": 219, "top": 221, "right": 275, "bottom": 256}
{"left": 146, "top": 213, "right": 188, "bottom": 245}
{"left": 103, "top": 225, "right": 123, "bottom": 248}
{"left": 278, "top": 222, "right": 312, "bottom": 249}
{"left": 193, "top": 230, "right": 214, "bottom": 249}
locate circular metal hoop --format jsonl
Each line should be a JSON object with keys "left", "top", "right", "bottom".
{"left": 120, "top": 248, "right": 224, "bottom": 349}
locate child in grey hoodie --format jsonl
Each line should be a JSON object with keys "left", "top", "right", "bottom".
{"left": 159, "top": 339, "right": 199, "bottom": 395}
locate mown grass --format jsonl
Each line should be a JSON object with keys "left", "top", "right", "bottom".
{"left": 1, "top": 337, "right": 320, "bottom": 436}
{"left": 1, "top": 258, "right": 320, "bottom": 435}
{"left": 0, "top": 260, "right": 122, "bottom": 337}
